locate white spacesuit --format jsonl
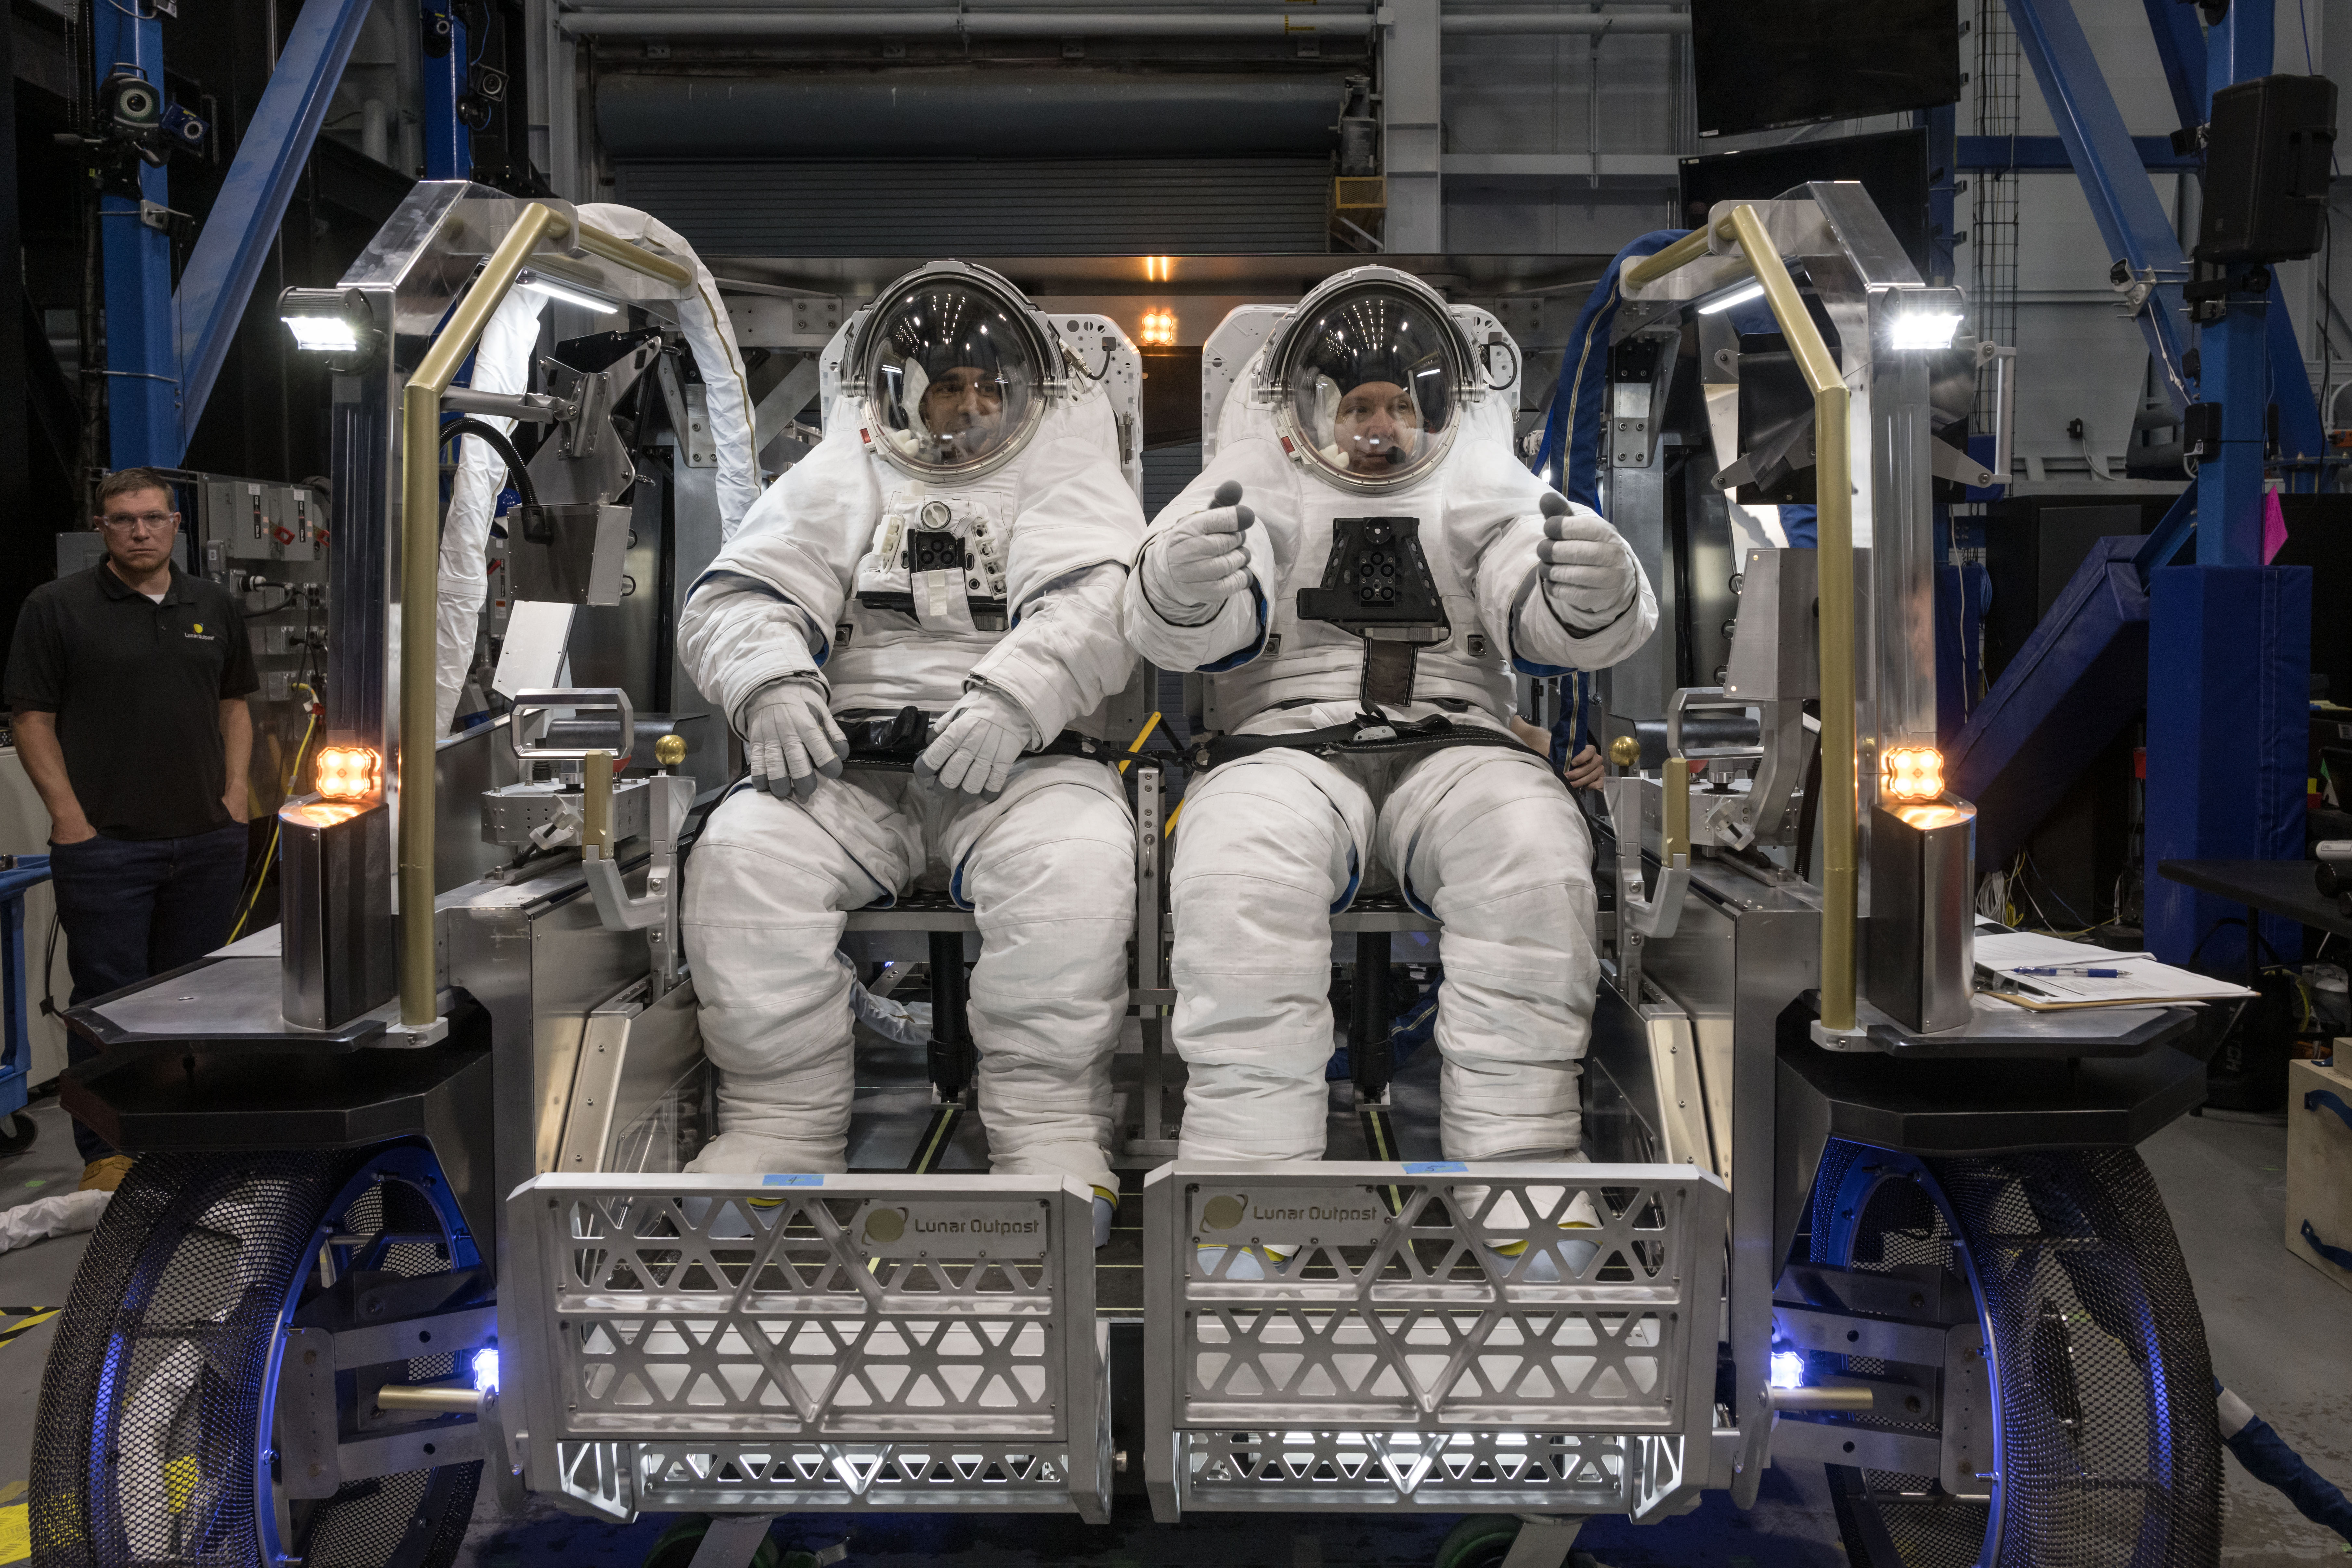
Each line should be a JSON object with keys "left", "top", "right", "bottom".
{"left": 677, "top": 263, "right": 1143, "bottom": 1233}
{"left": 1122, "top": 267, "right": 1658, "bottom": 1178}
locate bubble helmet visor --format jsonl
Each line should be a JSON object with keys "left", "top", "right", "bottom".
{"left": 857, "top": 262, "right": 1056, "bottom": 482}
{"left": 1264, "top": 267, "right": 1473, "bottom": 493}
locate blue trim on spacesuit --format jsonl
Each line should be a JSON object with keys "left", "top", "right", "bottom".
{"left": 687, "top": 569, "right": 833, "bottom": 664}
{"left": 1330, "top": 847, "right": 1362, "bottom": 915}
{"left": 1196, "top": 586, "right": 1270, "bottom": 673}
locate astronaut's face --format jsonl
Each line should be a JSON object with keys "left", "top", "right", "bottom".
{"left": 920, "top": 366, "right": 1009, "bottom": 458}
{"left": 1333, "top": 381, "right": 1422, "bottom": 475}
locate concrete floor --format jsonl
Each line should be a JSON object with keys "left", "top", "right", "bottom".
{"left": 0, "top": 1090, "right": 2346, "bottom": 1567}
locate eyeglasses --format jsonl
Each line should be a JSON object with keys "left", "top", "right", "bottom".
{"left": 97, "top": 511, "right": 177, "bottom": 535}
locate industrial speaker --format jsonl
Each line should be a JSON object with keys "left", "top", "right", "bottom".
{"left": 2197, "top": 73, "right": 2337, "bottom": 264}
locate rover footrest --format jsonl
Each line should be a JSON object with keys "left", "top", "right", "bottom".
{"left": 503, "top": 1173, "right": 1111, "bottom": 1522}
{"left": 1141, "top": 1160, "right": 1727, "bottom": 1523}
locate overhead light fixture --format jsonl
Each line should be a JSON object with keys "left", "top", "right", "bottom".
{"left": 279, "top": 286, "right": 379, "bottom": 363}
{"left": 1888, "top": 309, "right": 1964, "bottom": 351}
{"left": 1695, "top": 279, "right": 1766, "bottom": 315}
{"left": 517, "top": 269, "right": 622, "bottom": 316}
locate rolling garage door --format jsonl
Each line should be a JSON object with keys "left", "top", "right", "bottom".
{"left": 609, "top": 158, "right": 1334, "bottom": 255}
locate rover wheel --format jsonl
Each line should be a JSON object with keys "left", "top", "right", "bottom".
{"left": 32, "top": 1144, "right": 485, "bottom": 1568}
{"left": 640, "top": 1515, "right": 783, "bottom": 1568}
{"left": 1808, "top": 1142, "right": 2221, "bottom": 1568}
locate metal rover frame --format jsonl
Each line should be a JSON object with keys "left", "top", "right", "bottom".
{"left": 45, "top": 179, "right": 2226, "bottom": 1568}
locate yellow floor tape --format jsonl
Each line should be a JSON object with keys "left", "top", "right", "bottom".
{"left": 0, "top": 1501, "right": 28, "bottom": 1565}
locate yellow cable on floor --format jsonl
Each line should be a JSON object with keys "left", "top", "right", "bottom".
{"left": 228, "top": 686, "right": 319, "bottom": 942}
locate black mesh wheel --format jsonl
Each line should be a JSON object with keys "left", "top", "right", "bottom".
{"left": 1808, "top": 1142, "right": 2221, "bottom": 1568}
{"left": 32, "top": 1143, "right": 485, "bottom": 1568}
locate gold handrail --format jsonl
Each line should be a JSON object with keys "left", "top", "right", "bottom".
{"left": 1719, "top": 202, "right": 1858, "bottom": 1030}
{"left": 1620, "top": 214, "right": 1741, "bottom": 291}
{"left": 396, "top": 203, "right": 691, "bottom": 1025}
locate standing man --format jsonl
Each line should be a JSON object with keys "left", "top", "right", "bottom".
{"left": 6, "top": 468, "right": 258, "bottom": 1191}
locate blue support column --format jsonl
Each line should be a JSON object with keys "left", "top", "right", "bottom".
{"left": 2004, "top": 0, "right": 2197, "bottom": 413}
{"left": 89, "top": 0, "right": 177, "bottom": 469}
{"left": 2139, "top": 0, "right": 2212, "bottom": 127}
{"left": 173, "top": 0, "right": 373, "bottom": 460}
{"left": 2144, "top": 565, "right": 2310, "bottom": 968}
{"left": 2145, "top": 0, "right": 2310, "bottom": 970}
{"left": 420, "top": 1, "right": 471, "bottom": 180}
{"left": 1920, "top": 104, "right": 1957, "bottom": 286}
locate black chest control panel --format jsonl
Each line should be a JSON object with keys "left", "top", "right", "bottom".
{"left": 1297, "top": 516, "right": 1447, "bottom": 634}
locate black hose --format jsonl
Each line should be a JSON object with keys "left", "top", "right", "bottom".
{"left": 439, "top": 416, "right": 539, "bottom": 508}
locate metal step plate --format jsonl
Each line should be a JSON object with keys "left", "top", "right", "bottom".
{"left": 503, "top": 1173, "right": 1111, "bottom": 1522}
{"left": 1141, "top": 1160, "right": 1727, "bottom": 1523}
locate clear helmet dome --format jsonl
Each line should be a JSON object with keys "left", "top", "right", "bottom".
{"left": 1269, "top": 271, "right": 1470, "bottom": 491}
{"left": 858, "top": 265, "right": 1051, "bottom": 479}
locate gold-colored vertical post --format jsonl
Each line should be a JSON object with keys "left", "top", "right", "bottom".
{"left": 1724, "top": 203, "right": 1858, "bottom": 1030}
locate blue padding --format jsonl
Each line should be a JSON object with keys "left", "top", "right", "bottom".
{"left": 2226, "top": 1412, "right": 2352, "bottom": 1540}
{"left": 1947, "top": 537, "right": 2151, "bottom": 872}
{"left": 1534, "top": 229, "right": 1690, "bottom": 503}
{"left": 2143, "top": 564, "right": 2311, "bottom": 968}
{"left": 1777, "top": 506, "right": 1818, "bottom": 549}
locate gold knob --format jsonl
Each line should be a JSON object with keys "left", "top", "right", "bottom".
{"left": 654, "top": 734, "right": 687, "bottom": 769}
{"left": 1608, "top": 734, "right": 1641, "bottom": 769}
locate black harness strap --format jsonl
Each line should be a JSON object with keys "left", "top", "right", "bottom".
{"left": 835, "top": 706, "right": 1111, "bottom": 773}
{"left": 1189, "top": 711, "right": 1527, "bottom": 773}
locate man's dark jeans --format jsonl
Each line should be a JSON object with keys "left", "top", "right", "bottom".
{"left": 52, "top": 823, "right": 249, "bottom": 1161}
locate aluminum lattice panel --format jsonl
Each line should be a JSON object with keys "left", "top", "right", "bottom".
{"left": 1143, "top": 1161, "right": 1726, "bottom": 1521}
{"left": 508, "top": 1173, "right": 1110, "bottom": 1520}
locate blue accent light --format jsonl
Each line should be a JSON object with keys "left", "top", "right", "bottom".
{"left": 471, "top": 1346, "right": 500, "bottom": 1393}
{"left": 1770, "top": 1350, "right": 1806, "bottom": 1391}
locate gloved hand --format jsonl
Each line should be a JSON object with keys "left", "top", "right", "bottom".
{"left": 1538, "top": 492, "right": 1637, "bottom": 630}
{"left": 741, "top": 678, "right": 848, "bottom": 801}
{"left": 1139, "top": 479, "right": 1254, "bottom": 621}
{"left": 915, "top": 684, "right": 1038, "bottom": 798}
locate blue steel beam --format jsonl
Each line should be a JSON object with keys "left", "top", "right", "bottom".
{"left": 2197, "top": 0, "right": 2274, "bottom": 564}
{"left": 2003, "top": 0, "right": 2195, "bottom": 414}
{"left": 2140, "top": 0, "right": 2212, "bottom": 127}
{"left": 173, "top": 0, "right": 374, "bottom": 461}
{"left": 420, "top": 1, "right": 471, "bottom": 180}
{"left": 91, "top": 1, "right": 177, "bottom": 468}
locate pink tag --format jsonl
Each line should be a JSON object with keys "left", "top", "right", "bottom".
{"left": 2262, "top": 488, "right": 2288, "bottom": 564}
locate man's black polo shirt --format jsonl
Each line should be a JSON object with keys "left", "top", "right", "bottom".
{"left": 5, "top": 560, "right": 260, "bottom": 839}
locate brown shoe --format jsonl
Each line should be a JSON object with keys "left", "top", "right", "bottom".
{"left": 78, "top": 1155, "right": 135, "bottom": 1192}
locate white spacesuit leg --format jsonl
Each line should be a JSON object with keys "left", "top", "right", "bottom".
{"left": 1169, "top": 750, "right": 1372, "bottom": 1163}
{"left": 682, "top": 783, "right": 898, "bottom": 1174}
{"left": 958, "top": 767, "right": 1135, "bottom": 1193}
{"left": 1380, "top": 745, "right": 1599, "bottom": 1161}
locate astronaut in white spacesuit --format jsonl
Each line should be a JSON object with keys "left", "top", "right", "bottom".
{"left": 1122, "top": 268, "right": 1657, "bottom": 1266}
{"left": 677, "top": 262, "right": 1143, "bottom": 1243}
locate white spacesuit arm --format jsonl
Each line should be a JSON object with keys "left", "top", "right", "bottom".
{"left": 1483, "top": 511, "right": 1660, "bottom": 673}
{"left": 967, "top": 564, "right": 1136, "bottom": 741}
{"left": 1119, "top": 529, "right": 1269, "bottom": 672}
{"left": 1118, "top": 438, "right": 1290, "bottom": 672}
{"left": 675, "top": 408, "right": 878, "bottom": 721}
{"left": 675, "top": 568, "right": 828, "bottom": 725}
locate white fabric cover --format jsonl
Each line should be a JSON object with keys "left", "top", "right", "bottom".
{"left": 0, "top": 1187, "right": 110, "bottom": 1255}
{"left": 1170, "top": 743, "right": 1597, "bottom": 1162}
{"left": 1128, "top": 329, "right": 1657, "bottom": 1168}
{"left": 683, "top": 759, "right": 1132, "bottom": 1189}
{"left": 431, "top": 204, "right": 759, "bottom": 737}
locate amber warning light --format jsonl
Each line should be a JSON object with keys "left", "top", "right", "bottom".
{"left": 1881, "top": 745, "right": 1945, "bottom": 804}
{"left": 314, "top": 745, "right": 381, "bottom": 802}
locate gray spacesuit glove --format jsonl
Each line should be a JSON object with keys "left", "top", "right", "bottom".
{"left": 1139, "top": 479, "right": 1255, "bottom": 624}
{"left": 1537, "top": 492, "right": 1638, "bottom": 631}
{"left": 914, "top": 684, "right": 1039, "bottom": 799}
{"left": 740, "top": 677, "right": 849, "bottom": 802}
